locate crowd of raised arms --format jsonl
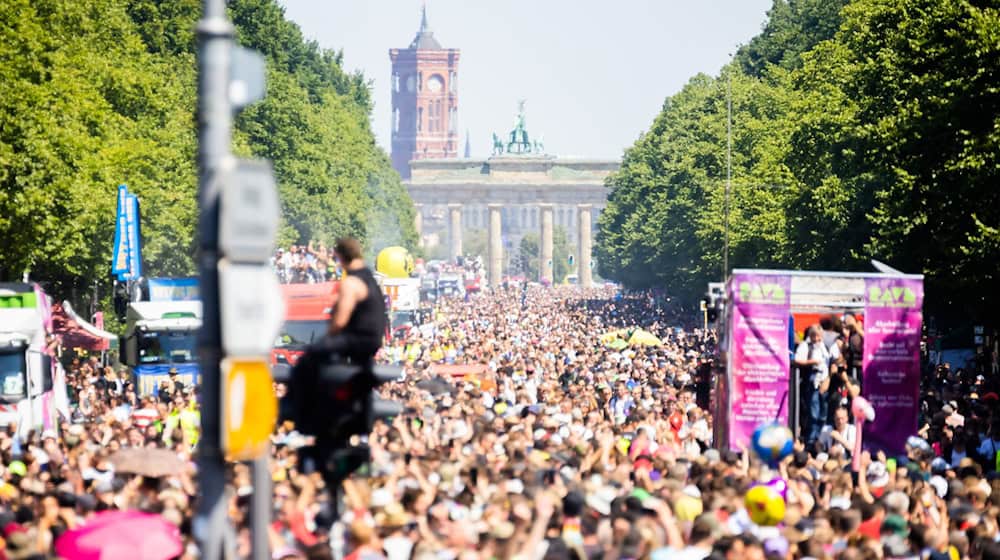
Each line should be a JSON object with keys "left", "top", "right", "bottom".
{"left": 1, "top": 286, "right": 998, "bottom": 560}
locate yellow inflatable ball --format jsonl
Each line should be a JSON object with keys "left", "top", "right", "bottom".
{"left": 376, "top": 246, "right": 413, "bottom": 278}
{"left": 744, "top": 484, "right": 786, "bottom": 526}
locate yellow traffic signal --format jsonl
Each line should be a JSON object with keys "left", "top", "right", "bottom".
{"left": 222, "top": 357, "right": 277, "bottom": 461}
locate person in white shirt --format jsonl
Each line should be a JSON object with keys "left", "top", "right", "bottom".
{"left": 794, "top": 325, "right": 832, "bottom": 446}
{"left": 819, "top": 406, "right": 857, "bottom": 458}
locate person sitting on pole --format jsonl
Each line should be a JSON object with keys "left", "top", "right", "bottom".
{"left": 287, "top": 237, "right": 387, "bottom": 435}
{"left": 319, "top": 237, "right": 386, "bottom": 360}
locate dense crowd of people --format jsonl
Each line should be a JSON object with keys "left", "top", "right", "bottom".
{"left": 1, "top": 283, "right": 998, "bottom": 560}
{"left": 272, "top": 242, "right": 336, "bottom": 284}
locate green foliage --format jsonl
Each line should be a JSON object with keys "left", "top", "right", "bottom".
{"left": 736, "top": 0, "right": 850, "bottom": 77}
{"left": 0, "top": 0, "right": 415, "bottom": 305}
{"left": 552, "top": 226, "right": 572, "bottom": 283}
{"left": 598, "top": 0, "right": 1000, "bottom": 323}
{"left": 517, "top": 228, "right": 571, "bottom": 282}
{"left": 517, "top": 232, "right": 539, "bottom": 279}
{"left": 462, "top": 229, "right": 488, "bottom": 260}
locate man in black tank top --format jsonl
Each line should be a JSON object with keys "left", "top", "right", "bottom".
{"left": 320, "top": 237, "right": 387, "bottom": 361}
{"left": 286, "top": 237, "right": 387, "bottom": 460}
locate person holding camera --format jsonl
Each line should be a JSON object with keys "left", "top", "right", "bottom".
{"left": 795, "top": 325, "right": 833, "bottom": 446}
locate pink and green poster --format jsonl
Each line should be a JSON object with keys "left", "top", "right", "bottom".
{"left": 727, "top": 273, "right": 791, "bottom": 451}
{"left": 862, "top": 278, "right": 923, "bottom": 456}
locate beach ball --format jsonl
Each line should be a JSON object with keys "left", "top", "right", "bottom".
{"left": 745, "top": 484, "right": 786, "bottom": 526}
{"left": 376, "top": 246, "right": 414, "bottom": 278}
{"left": 751, "top": 423, "right": 794, "bottom": 466}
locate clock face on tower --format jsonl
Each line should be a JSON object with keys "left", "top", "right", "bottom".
{"left": 405, "top": 75, "right": 415, "bottom": 93}
{"left": 427, "top": 75, "right": 444, "bottom": 93}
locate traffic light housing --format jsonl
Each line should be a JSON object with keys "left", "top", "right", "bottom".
{"left": 283, "top": 352, "right": 401, "bottom": 489}
{"left": 704, "top": 282, "right": 726, "bottom": 325}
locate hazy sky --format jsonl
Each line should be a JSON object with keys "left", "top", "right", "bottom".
{"left": 278, "top": 0, "right": 773, "bottom": 159}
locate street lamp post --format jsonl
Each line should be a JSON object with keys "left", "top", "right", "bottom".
{"left": 194, "top": 0, "right": 234, "bottom": 557}
{"left": 724, "top": 70, "right": 732, "bottom": 283}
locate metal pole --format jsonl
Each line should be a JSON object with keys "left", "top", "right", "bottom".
{"left": 195, "top": 1, "right": 235, "bottom": 558}
{"left": 251, "top": 454, "right": 272, "bottom": 560}
{"left": 724, "top": 72, "right": 732, "bottom": 283}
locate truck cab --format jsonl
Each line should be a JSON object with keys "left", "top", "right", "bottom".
{"left": 271, "top": 282, "right": 338, "bottom": 366}
{"left": 0, "top": 283, "right": 66, "bottom": 440}
{"left": 120, "top": 300, "right": 202, "bottom": 396}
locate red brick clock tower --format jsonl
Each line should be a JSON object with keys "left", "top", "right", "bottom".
{"left": 389, "top": 7, "right": 460, "bottom": 179}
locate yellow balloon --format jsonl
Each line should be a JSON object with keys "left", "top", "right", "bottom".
{"left": 744, "top": 485, "right": 786, "bottom": 526}
{"left": 376, "top": 246, "right": 413, "bottom": 278}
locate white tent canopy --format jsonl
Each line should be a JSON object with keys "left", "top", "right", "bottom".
{"left": 62, "top": 301, "right": 117, "bottom": 340}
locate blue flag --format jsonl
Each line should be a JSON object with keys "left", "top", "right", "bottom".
{"left": 111, "top": 185, "right": 129, "bottom": 277}
{"left": 124, "top": 194, "right": 142, "bottom": 280}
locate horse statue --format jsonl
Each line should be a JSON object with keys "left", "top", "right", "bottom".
{"left": 491, "top": 133, "right": 504, "bottom": 155}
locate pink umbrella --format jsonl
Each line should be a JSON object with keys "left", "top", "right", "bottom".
{"left": 55, "top": 510, "right": 183, "bottom": 560}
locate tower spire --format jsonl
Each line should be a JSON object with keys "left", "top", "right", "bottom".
{"left": 420, "top": 3, "right": 428, "bottom": 32}
{"left": 464, "top": 130, "right": 471, "bottom": 158}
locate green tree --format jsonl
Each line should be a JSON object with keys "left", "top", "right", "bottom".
{"left": 736, "top": 0, "right": 850, "bottom": 77}
{"left": 518, "top": 232, "right": 539, "bottom": 279}
{"left": 598, "top": 0, "right": 1000, "bottom": 325}
{"left": 552, "top": 226, "right": 572, "bottom": 283}
{"left": 0, "top": 0, "right": 417, "bottom": 312}
{"left": 462, "top": 229, "right": 488, "bottom": 260}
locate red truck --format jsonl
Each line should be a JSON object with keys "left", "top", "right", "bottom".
{"left": 271, "top": 282, "right": 338, "bottom": 366}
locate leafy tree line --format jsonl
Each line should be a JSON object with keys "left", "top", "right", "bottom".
{"left": 596, "top": 0, "right": 999, "bottom": 325}
{"left": 0, "top": 0, "right": 416, "bottom": 305}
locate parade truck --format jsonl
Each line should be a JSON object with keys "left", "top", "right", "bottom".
{"left": 436, "top": 273, "right": 464, "bottom": 299}
{"left": 119, "top": 278, "right": 201, "bottom": 396}
{"left": 272, "top": 282, "right": 338, "bottom": 366}
{"left": 0, "top": 284, "right": 69, "bottom": 440}
{"left": 379, "top": 277, "right": 421, "bottom": 339}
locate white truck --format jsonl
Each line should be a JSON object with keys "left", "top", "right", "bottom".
{"left": 0, "top": 283, "right": 69, "bottom": 440}
{"left": 377, "top": 277, "right": 422, "bottom": 339}
{"left": 120, "top": 299, "right": 202, "bottom": 396}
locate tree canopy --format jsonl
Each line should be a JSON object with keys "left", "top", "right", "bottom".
{"left": 597, "top": 0, "right": 999, "bottom": 324}
{"left": 0, "top": 0, "right": 416, "bottom": 302}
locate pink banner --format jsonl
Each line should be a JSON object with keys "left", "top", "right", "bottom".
{"left": 862, "top": 278, "right": 923, "bottom": 456}
{"left": 727, "top": 274, "right": 791, "bottom": 451}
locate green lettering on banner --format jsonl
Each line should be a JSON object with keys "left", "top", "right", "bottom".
{"left": 867, "top": 286, "right": 918, "bottom": 308}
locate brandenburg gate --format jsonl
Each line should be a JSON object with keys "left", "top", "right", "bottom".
{"left": 406, "top": 153, "right": 617, "bottom": 288}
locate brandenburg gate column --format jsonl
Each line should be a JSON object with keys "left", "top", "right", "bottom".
{"left": 448, "top": 204, "right": 463, "bottom": 263}
{"left": 413, "top": 204, "right": 424, "bottom": 248}
{"left": 577, "top": 204, "right": 593, "bottom": 288}
{"left": 539, "top": 204, "right": 554, "bottom": 285}
{"left": 487, "top": 204, "right": 503, "bottom": 287}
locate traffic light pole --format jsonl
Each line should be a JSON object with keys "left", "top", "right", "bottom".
{"left": 195, "top": 0, "right": 234, "bottom": 558}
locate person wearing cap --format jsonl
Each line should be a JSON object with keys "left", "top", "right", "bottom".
{"left": 375, "top": 503, "right": 414, "bottom": 560}
{"left": 344, "top": 519, "right": 386, "bottom": 560}
{"left": 166, "top": 367, "right": 184, "bottom": 394}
